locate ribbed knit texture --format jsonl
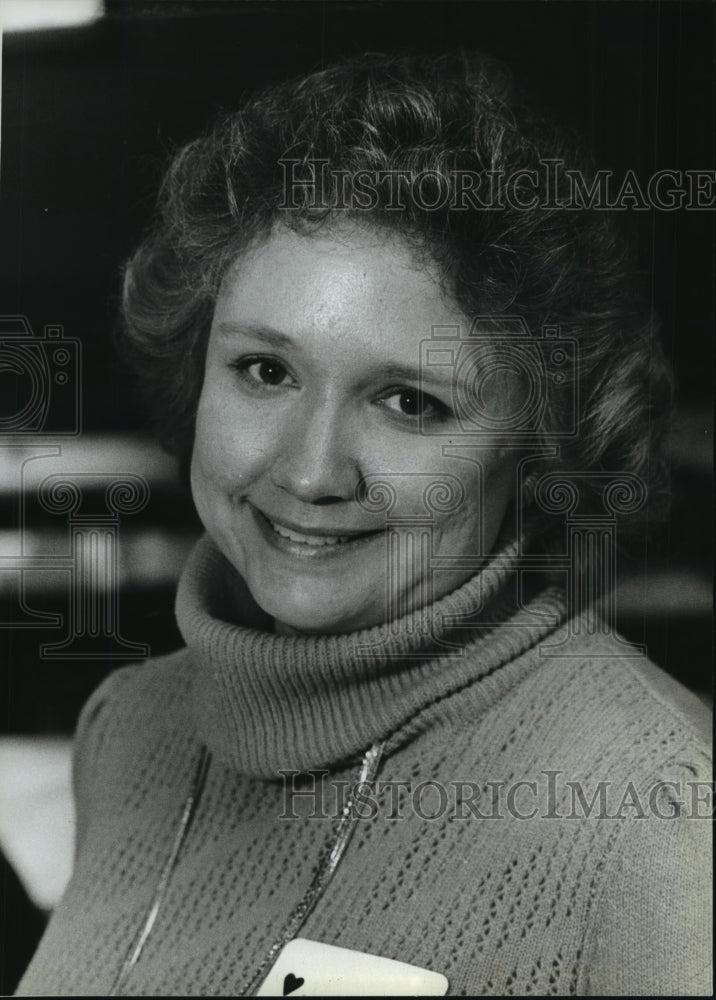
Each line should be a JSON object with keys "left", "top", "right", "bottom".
{"left": 17, "top": 535, "right": 712, "bottom": 997}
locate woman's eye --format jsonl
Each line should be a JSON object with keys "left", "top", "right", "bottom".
{"left": 231, "top": 357, "right": 295, "bottom": 389}
{"left": 380, "top": 389, "right": 448, "bottom": 420}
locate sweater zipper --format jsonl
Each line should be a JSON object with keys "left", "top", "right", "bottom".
{"left": 108, "top": 741, "right": 384, "bottom": 996}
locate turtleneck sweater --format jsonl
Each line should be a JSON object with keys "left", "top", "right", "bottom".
{"left": 180, "top": 532, "right": 567, "bottom": 778}
{"left": 17, "top": 535, "right": 711, "bottom": 997}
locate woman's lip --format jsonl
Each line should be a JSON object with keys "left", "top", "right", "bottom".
{"left": 247, "top": 503, "right": 384, "bottom": 556}
{"left": 247, "top": 502, "right": 380, "bottom": 539}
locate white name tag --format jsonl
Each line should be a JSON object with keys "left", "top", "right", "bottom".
{"left": 255, "top": 938, "right": 449, "bottom": 996}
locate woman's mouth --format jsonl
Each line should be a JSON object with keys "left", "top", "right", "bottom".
{"left": 248, "top": 503, "right": 384, "bottom": 558}
{"left": 268, "top": 521, "right": 353, "bottom": 546}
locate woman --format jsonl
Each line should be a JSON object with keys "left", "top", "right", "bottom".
{"left": 18, "top": 52, "right": 710, "bottom": 996}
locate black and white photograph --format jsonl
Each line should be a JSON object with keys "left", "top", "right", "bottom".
{"left": 0, "top": 0, "right": 712, "bottom": 995}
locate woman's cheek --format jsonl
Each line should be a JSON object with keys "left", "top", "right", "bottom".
{"left": 194, "top": 394, "right": 281, "bottom": 496}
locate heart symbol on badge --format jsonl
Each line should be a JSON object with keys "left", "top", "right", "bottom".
{"left": 282, "top": 972, "right": 305, "bottom": 996}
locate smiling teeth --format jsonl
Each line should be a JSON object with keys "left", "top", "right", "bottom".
{"left": 270, "top": 521, "right": 352, "bottom": 546}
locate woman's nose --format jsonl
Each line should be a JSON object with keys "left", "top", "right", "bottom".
{"left": 269, "top": 399, "right": 360, "bottom": 504}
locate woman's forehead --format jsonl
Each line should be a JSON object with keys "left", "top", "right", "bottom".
{"left": 213, "top": 221, "right": 465, "bottom": 356}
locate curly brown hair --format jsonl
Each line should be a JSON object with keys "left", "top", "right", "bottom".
{"left": 120, "top": 50, "right": 672, "bottom": 542}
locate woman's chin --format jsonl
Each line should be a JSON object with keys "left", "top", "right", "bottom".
{"left": 269, "top": 607, "right": 377, "bottom": 636}
{"left": 257, "top": 590, "right": 383, "bottom": 636}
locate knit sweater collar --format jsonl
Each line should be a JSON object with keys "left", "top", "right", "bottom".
{"left": 175, "top": 533, "right": 564, "bottom": 778}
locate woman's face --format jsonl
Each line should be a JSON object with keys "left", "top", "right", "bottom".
{"left": 191, "top": 222, "right": 516, "bottom": 634}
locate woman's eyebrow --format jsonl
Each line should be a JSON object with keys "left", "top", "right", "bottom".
{"left": 217, "top": 322, "right": 294, "bottom": 348}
